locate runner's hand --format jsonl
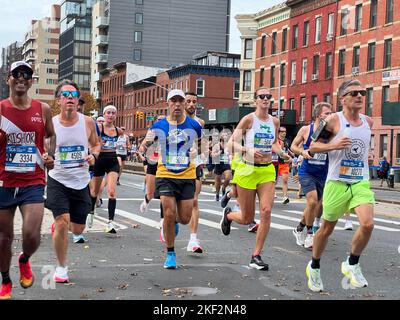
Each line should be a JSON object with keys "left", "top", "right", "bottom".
{"left": 85, "top": 154, "right": 95, "bottom": 166}
{"left": 301, "top": 150, "right": 313, "bottom": 159}
{"left": 42, "top": 153, "right": 55, "bottom": 170}
{"left": 335, "top": 137, "right": 352, "bottom": 150}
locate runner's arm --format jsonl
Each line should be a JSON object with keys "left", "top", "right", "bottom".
{"left": 42, "top": 102, "right": 56, "bottom": 157}
{"left": 290, "top": 127, "right": 312, "bottom": 159}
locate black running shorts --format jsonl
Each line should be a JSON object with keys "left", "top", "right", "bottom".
{"left": 93, "top": 152, "right": 120, "bottom": 177}
{"left": 155, "top": 178, "right": 195, "bottom": 201}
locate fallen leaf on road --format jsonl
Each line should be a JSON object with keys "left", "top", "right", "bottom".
{"left": 84, "top": 245, "right": 89, "bottom": 249}
{"left": 130, "top": 273, "right": 138, "bottom": 276}
{"left": 319, "top": 292, "right": 331, "bottom": 296}
{"left": 96, "top": 287, "right": 106, "bottom": 293}
{"left": 80, "top": 294, "right": 89, "bottom": 299}
{"left": 234, "top": 295, "right": 241, "bottom": 298}
{"left": 64, "top": 282, "right": 76, "bottom": 286}
{"left": 132, "top": 224, "right": 140, "bottom": 228}
{"left": 117, "top": 284, "right": 129, "bottom": 290}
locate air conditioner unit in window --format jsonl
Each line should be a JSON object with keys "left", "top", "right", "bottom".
{"left": 396, "top": 158, "right": 400, "bottom": 165}
{"left": 352, "top": 66, "right": 360, "bottom": 75}
{"left": 311, "top": 74, "right": 318, "bottom": 81}
{"left": 326, "top": 33, "right": 334, "bottom": 41}
{"left": 290, "top": 80, "right": 296, "bottom": 85}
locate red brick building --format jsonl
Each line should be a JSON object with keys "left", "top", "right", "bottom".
{"left": 333, "top": 0, "right": 400, "bottom": 166}
{"left": 286, "top": 0, "right": 338, "bottom": 123}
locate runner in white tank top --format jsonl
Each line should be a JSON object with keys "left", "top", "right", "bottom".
{"left": 305, "top": 80, "right": 375, "bottom": 293}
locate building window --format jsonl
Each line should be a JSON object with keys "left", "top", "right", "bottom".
{"left": 244, "top": 39, "right": 253, "bottom": 59}
{"left": 323, "top": 93, "right": 331, "bottom": 103}
{"left": 196, "top": 78, "right": 205, "bottom": 97}
{"left": 243, "top": 71, "right": 251, "bottom": 91}
{"left": 312, "top": 95, "right": 318, "bottom": 109}
{"left": 289, "top": 98, "right": 295, "bottom": 110}
{"left": 300, "top": 97, "right": 306, "bottom": 121}
{"left": 135, "top": 13, "right": 143, "bottom": 24}
{"left": 355, "top": 4, "right": 362, "bottom": 32}
{"left": 302, "top": 58, "right": 307, "bottom": 83}
{"left": 380, "top": 134, "right": 388, "bottom": 158}
{"left": 328, "top": 13, "right": 335, "bottom": 36}
{"left": 353, "top": 46, "right": 360, "bottom": 68}
{"left": 370, "top": 135, "right": 375, "bottom": 151}
{"left": 340, "top": 9, "right": 349, "bottom": 36}
{"left": 366, "top": 88, "right": 373, "bottom": 116}
{"left": 384, "top": 39, "right": 392, "bottom": 69}
{"left": 261, "top": 35, "right": 266, "bottom": 57}
{"left": 312, "top": 55, "right": 319, "bottom": 77}
{"left": 282, "top": 28, "right": 287, "bottom": 52}
{"left": 325, "top": 52, "right": 332, "bottom": 79}
{"left": 303, "top": 21, "right": 309, "bottom": 47}
{"left": 233, "top": 80, "right": 239, "bottom": 99}
{"left": 292, "top": 25, "right": 298, "bottom": 49}
{"left": 315, "top": 17, "right": 322, "bottom": 44}
{"left": 280, "top": 63, "right": 285, "bottom": 86}
{"left": 386, "top": 0, "right": 394, "bottom": 24}
{"left": 134, "top": 31, "right": 142, "bottom": 43}
{"left": 397, "top": 134, "right": 400, "bottom": 158}
{"left": 370, "top": 0, "right": 378, "bottom": 28}
{"left": 291, "top": 60, "right": 296, "bottom": 84}
{"left": 136, "top": 0, "right": 143, "bottom": 4}
{"left": 260, "top": 68, "right": 265, "bottom": 87}
{"left": 338, "top": 49, "right": 346, "bottom": 76}
{"left": 367, "top": 42, "right": 376, "bottom": 71}
{"left": 382, "top": 85, "right": 390, "bottom": 105}
{"left": 270, "top": 65, "right": 275, "bottom": 88}
{"left": 134, "top": 49, "right": 141, "bottom": 61}
{"left": 271, "top": 32, "right": 277, "bottom": 54}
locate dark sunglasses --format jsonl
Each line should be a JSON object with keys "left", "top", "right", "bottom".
{"left": 59, "top": 90, "right": 80, "bottom": 98}
{"left": 344, "top": 90, "right": 366, "bottom": 97}
{"left": 279, "top": 130, "right": 287, "bottom": 133}
{"left": 257, "top": 94, "right": 272, "bottom": 100}
{"left": 10, "top": 70, "right": 33, "bottom": 80}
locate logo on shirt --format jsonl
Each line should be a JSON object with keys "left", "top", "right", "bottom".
{"left": 345, "top": 139, "right": 366, "bottom": 161}
{"left": 260, "top": 124, "right": 272, "bottom": 133}
{"left": 167, "top": 129, "right": 189, "bottom": 144}
{"left": 31, "top": 113, "right": 43, "bottom": 123}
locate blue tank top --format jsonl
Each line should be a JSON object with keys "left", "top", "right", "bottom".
{"left": 100, "top": 124, "right": 118, "bottom": 151}
{"left": 298, "top": 122, "right": 329, "bottom": 180}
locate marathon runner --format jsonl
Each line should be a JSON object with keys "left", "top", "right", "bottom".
{"left": 116, "top": 127, "right": 130, "bottom": 186}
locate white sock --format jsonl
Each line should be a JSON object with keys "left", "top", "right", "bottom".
{"left": 190, "top": 233, "right": 197, "bottom": 241}
{"left": 313, "top": 218, "right": 320, "bottom": 227}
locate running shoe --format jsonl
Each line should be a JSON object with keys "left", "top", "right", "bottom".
{"left": 0, "top": 283, "right": 12, "bottom": 300}
{"left": 160, "top": 222, "right": 179, "bottom": 244}
{"left": 306, "top": 261, "right": 324, "bottom": 292}
{"left": 249, "top": 255, "right": 269, "bottom": 271}
{"left": 344, "top": 220, "right": 353, "bottom": 231}
{"left": 341, "top": 258, "right": 368, "bottom": 288}
{"left": 104, "top": 222, "right": 117, "bottom": 234}
{"left": 215, "top": 193, "right": 220, "bottom": 202}
{"left": 304, "top": 233, "right": 314, "bottom": 250}
{"left": 282, "top": 197, "right": 290, "bottom": 204}
{"left": 86, "top": 212, "right": 94, "bottom": 229}
{"left": 73, "top": 234, "right": 86, "bottom": 244}
{"left": 247, "top": 221, "right": 259, "bottom": 233}
{"left": 96, "top": 198, "right": 103, "bottom": 208}
{"left": 222, "top": 187, "right": 226, "bottom": 196}
{"left": 53, "top": 266, "right": 69, "bottom": 283}
{"left": 312, "top": 225, "right": 320, "bottom": 234}
{"left": 163, "top": 252, "right": 177, "bottom": 269}
{"left": 18, "top": 253, "right": 34, "bottom": 289}
{"left": 139, "top": 199, "right": 149, "bottom": 214}
{"left": 292, "top": 228, "right": 306, "bottom": 246}
{"left": 220, "top": 190, "right": 231, "bottom": 208}
{"left": 117, "top": 179, "right": 121, "bottom": 186}
{"left": 187, "top": 239, "right": 203, "bottom": 253}
{"left": 220, "top": 207, "right": 232, "bottom": 236}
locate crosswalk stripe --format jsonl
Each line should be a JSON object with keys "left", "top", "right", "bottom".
{"left": 95, "top": 214, "right": 129, "bottom": 229}
{"left": 115, "top": 209, "right": 160, "bottom": 228}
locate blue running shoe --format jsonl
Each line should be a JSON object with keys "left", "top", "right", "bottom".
{"left": 164, "top": 252, "right": 177, "bottom": 269}
{"left": 312, "top": 225, "right": 320, "bottom": 234}
{"left": 73, "top": 234, "right": 86, "bottom": 244}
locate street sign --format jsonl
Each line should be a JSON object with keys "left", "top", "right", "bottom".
{"left": 146, "top": 115, "right": 154, "bottom": 121}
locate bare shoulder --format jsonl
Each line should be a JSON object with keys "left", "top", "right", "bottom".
{"left": 41, "top": 101, "right": 51, "bottom": 113}
{"left": 84, "top": 115, "right": 96, "bottom": 128}
{"left": 365, "top": 115, "right": 374, "bottom": 128}
{"left": 237, "top": 113, "right": 253, "bottom": 129}
{"left": 272, "top": 116, "right": 280, "bottom": 128}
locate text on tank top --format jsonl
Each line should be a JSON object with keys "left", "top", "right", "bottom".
{"left": 101, "top": 124, "right": 118, "bottom": 151}
{"left": 245, "top": 114, "right": 275, "bottom": 160}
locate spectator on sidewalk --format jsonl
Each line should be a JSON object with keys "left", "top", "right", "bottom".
{"left": 378, "top": 157, "right": 390, "bottom": 187}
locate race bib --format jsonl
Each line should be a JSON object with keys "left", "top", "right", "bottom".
{"left": 59, "top": 145, "right": 85, "bottom": 168}
{"left": 308, "top": 153, "right": 327, "bottom": 166}
{"left": 254, "top": 133, "right": 274, "bottom": 154}
{"left": 339, "top": 160, "right": 364, "bottom": 181}
{"left": 271, "top": 152, "right": 279, "bottom": 162}
{"left": 116, "top": 144, "right": 127, "bottom": 155}
{"left": 5, "top": 145, "right": 37, "bottom": 173}
{"left": 166, "top": 154, "right": 189, "bottom": 171}
{"left": 102, "top": 137, "right": 116, "bottom": 150}
{"left": 220, "top": 154, "right": 229, "bottom": 163}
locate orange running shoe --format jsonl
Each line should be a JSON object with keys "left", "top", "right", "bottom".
{"left": 19, "top": 253, "right": 34, "bottom": 289}
{"left": 0, "top": 282, "right": 12, "bottom": 300}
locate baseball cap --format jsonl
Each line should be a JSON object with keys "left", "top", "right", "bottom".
{"left": 167, "top": 89, "right": 185, "bottom": 101}
{"left": 9, "top": 61, "right": 33, "bottom": 73}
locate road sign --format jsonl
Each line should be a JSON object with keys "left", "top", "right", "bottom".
{"left": 146, "top": 115, "right": 154, "bottom": 121}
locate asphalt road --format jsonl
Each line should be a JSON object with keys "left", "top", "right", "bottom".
{"left": 9, "top": 173, "right": 400, "bottom": 302}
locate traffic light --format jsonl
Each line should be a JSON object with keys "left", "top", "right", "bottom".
{"left": 139, "top": 111, "right": 144, "bottom": 120}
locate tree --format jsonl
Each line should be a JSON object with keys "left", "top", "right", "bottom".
{"left": 80, "top": 92, "right": 100, "bottom": 117}
{"left": 49, "top": 99, "right": 60, "bottom": 116}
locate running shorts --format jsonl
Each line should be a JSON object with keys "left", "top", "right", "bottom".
{"left": 232, "top": 162, "right": 275, "bottom": 190}
{"left": 278, "top": 163, "right": 290, "bottom": 176}
{"left": 0, "top": 185, "right": 45, "bottom": 209}
{"left": 214, "top": 164, "right": 231, "bottom": 176}
{"left": 146, "top": 163, "right": 158, "bottom": 176}
{"left": 299, "top": 174, "right": 326, "bottom": 201}
{"left": 93, "top": 152, "right": 120, "bottom": 177}
{"left": 155, "top": 178, "right": 195, "bottom": 201}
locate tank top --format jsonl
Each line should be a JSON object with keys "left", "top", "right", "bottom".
{"left": 326, "top": 111, "right": 371, "bottom": 184}
{"left": 298, "top": 122, "right": 329, "bottom": 180}
{"left": 101, "top": 124, "right": 118, "bottom": 151}
{"left": 49, "top": 113, "right": 90, "bottom": 190}
{"left": 116, "top": 135, "right": 128, "bottom": 156}
{"left": 0, "top": 99, "right": 46, "bottom": 187}
{"left": 245, "top": 113, "right": 275, "bottom": 163}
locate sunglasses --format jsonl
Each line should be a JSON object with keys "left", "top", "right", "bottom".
{"left": 257, "top": 94, "right": 272, "bottom": 100}
{"left": 344, "top": 90, "right": 366, "bottom": 97}
{"left": 279, "top": 130, "right": 287, "bottom": 133}
{"left": 10, "top": 70, "right": 33, "bottom": 80}
{"left": 59, "top": 90, "right": 80, "bottom": 98}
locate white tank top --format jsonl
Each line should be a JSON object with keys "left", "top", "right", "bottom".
{"left": 116, "top": 135, "right": 128, "bottom": 156}
{"left": 49, "top": 113, "right": 90, "bottom": 190}
{"left": 326, "top": 111, "right": 371, "bottom": 184}
{"left": 245, "top": 113, "right": 275, "bottom": 161}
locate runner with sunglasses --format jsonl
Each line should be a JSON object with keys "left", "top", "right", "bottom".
{"left": 0, "top": 61, "right": 56, "bottom": 299}
{"left": 89, "top": 105, "right": 124, "bottom": 234}
{"left": 306, "top": 80, "right": 375, "bottom": 292}
{"left": 222, "top": 87, "right": 290, "bottom": 271}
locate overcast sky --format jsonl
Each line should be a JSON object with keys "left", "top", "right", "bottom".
{"left": 0, "top": 0, "right": 282, "bottom": 55}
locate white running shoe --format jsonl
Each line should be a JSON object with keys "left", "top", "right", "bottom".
{"left": 187, "top": 239, "right": 203, "bottom": 253}
{"left": 139, "top": 199, "right": 149, "bottom": 214}
{"left": 306, "top": 261, "right": 323, "bottom": 292}
{"left": 304, "top": 233, "right": 314, "bottom": 250}
{"left": 282, "top": 196, "right": 290, "bottom": 204}
{"left": 53, "top": 266, "right": 69, "bottom": 283}
{"left": 344, "top": 220, "right": 353, "bottom": 231}
{"left": 292, "top": 228, "right": 306, "bottom": 247}
{"left": 341, "top": 258, "right": 368, "bottom": 288}
{"left": 86, "top": 213, "right": 94, "bottom": 229}
{"left": 105, "top": 222, "right": 117, "bottom": 234}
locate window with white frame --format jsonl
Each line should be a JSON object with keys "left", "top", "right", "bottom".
{"left": 291, "top": 60, "right": 296, "bottom": 83}
{"left": 302, "top": 58, "right": 307, "bottom": 83}
{"left": 315, "top": 17, "right": 322, "bottom": 43}
{"left": 196, "top": 78, "right": 205, "bottom": 97}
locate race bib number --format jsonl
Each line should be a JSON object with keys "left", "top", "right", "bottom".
{"left": 166, "top": 154, "right": 189, "bottom": 171}
{"left": 5, "top": 145, "right": 37, "bottom": 173}
{"left": 308, "top": 153, "right": 327, "bottom": 166}
{"left": 339, "top": 160, "right": 364, "bottom": 181}
{"left": 254, "top": 133, "right": 274, "bottom": 154}
{"left": 220, "top": 154, "right": 229, "bottom": 163}
{"left": 116, "top": 144, "right": 127, "bottom": 155}
{"left": 271, "top": 152, "right": 279, "bottom": 162}
{"left": 59, "top": 145, "right": 85, "bottom": 168}
{"left": 102, "top": 137, "right": 116, "bottom": 150}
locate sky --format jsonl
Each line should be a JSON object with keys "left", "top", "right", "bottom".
{"left": 0, "top": 0, "right": 282, "bottom": 55}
